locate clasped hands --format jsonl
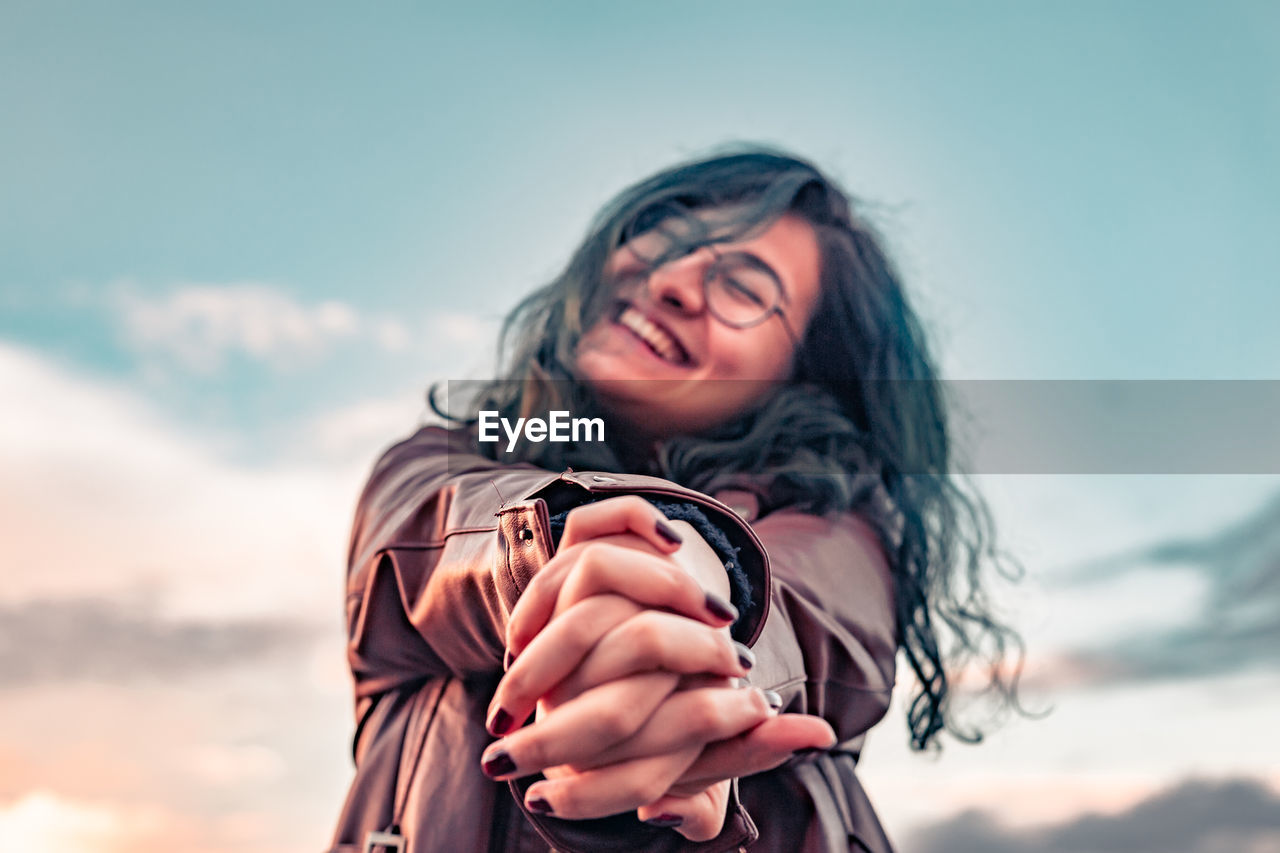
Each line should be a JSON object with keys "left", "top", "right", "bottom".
{"left": 479, "top": 496, "right": 836, "bottom": 841}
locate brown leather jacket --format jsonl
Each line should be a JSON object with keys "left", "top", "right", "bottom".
{"left": 328, "top": 427, "right": 898, "bottom": 852}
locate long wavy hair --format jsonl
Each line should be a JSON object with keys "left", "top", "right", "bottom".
{"left": 433, "top": 146, "right": 1026, "bottom": 751}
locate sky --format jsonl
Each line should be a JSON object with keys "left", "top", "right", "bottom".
{"left": 2, "top": 2, "right": 1279, "bottom": 851}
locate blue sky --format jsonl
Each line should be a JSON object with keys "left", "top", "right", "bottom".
{"left": 5, "top": 3, "right": 1278, "bottom": 404}
{"left": 2, "top": 3, "right": 1278, "bottom": 851}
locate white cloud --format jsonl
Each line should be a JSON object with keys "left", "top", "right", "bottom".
{"left": 852, "top": 472, "right": 1280, "bottom": 843}
{"left": 0, "top": 670, "right": 351, "bottom": 853}
{"left": 956, "top": 473, "right": 1280, "bottom": 671}
{"left": 0, "top": 788, "right": 308, "bottom": 853}
{"left": 428, "top": 309, "right": 500, "bottom": 347}
{"left": 183, "top": 744, "right": 288, "bottom": 787}
{"left": 861, "top": 670, "right": 1280, "bottom": 840}
{"left": 424, "top": 310, "right": 502, "bottom": 376}
{"left": 374, "top": 317, "right": 411, "bottom": 352}
{"left": 0, "top": 792, "right": 187, "bottom": 853}
{"left": 0, "top": 337, "right": 359, "bottom": 847}
{"left": 111, "top": 282, "right": 410, "bottom": 373}
{"left": 0, "top": 339, "right": 360, "bottom": 620}
{"left": 300, "top": 392, "right": 431, "bottom": 461}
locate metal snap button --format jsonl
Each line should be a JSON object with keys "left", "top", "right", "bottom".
{"left": 518, "top": 527, "right": 534, "bottom": 541}
{"left": 590, "top": 475, "right": 617, "bottom": 483}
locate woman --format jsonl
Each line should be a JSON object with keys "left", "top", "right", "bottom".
{"left": 329, "top": 148, "right": 1023, "bottom": 852}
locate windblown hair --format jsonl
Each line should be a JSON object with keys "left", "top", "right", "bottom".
{"left": 433, "top": 146, "right": 1026, "bottom": 751}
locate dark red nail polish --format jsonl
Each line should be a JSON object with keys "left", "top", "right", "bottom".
{"left": 487, "top": 707, "right": 514, "bottom": 736}
{"left": 645, "top": 813, "right": 684, "bottom": 827}
{"left": 655, "top": 518, "right": 683, "bottom": 545}
{"left": 527, "top": 797, "right": 554, "bottom": 815}
{"left": 734, "top": 641, "right": 755, "bottom": 670}
{"left": 481, "top": 749, "right": 516, "bottom": 778}
{"left": 705, "top": 592, "right": 738, "bottom": 622}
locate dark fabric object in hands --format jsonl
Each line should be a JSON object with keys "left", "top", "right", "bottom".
{"left": 548, "top": 500, "right": 752, "bottom": 623}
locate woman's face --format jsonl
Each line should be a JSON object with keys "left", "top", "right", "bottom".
{"left": 575, "top": 211, "right": 823, "bottom": 438}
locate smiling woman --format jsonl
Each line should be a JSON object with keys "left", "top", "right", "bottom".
{"left": 328, "top": 147, "right": 1026, "bottom": 853}
{"left": 577, "top": 210, "right": 821, "bottom": 436}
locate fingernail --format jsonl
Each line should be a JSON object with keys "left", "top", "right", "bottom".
{"left": 705, "top": 592, "right": 738, "bottom": 622}
{"left": 527, "top": 796, "right": 554, "bottom": 815}
{"left": 487, "top": 707, "right": 514, "bottom": 736}
{"left": 655, "top": 518, "right": 683, "bottom": 545}
{"left": 733, "top": 641, "right": 755, "bottom": 670}
{"left": 503, "top": 648, "right": 515, "bottom": 670}
{"left": 481, "top": 748, "right": 517, "bottom": 778}
{"left": 644, "top": 813, "right": 684, "bottom": 827}
{"left": 762, "top": 689, "right": 783, "bottom": 711}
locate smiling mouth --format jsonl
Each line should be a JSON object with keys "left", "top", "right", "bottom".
{"left": 613, "top": 304, "right": 691, "bottom": 366}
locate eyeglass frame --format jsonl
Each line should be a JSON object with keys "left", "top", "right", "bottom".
{"left": 618, "top": 238, "right": 805, "bottom": 350}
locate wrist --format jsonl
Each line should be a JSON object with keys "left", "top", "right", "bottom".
{"left": 664, "top": 520, "right": 732, "bottom": 601}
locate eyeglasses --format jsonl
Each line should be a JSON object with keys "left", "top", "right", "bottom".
{"left": 617, "top": 205, "right": 803, "bottom": 347}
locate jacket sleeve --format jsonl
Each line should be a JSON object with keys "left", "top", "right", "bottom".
{"left": 747, "top": 505, "right": 898, "bottom": 745}
{"left": 344, "top": 425, "right": 562, "bottom": 698}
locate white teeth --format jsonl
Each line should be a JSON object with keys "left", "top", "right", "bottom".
{"left": 618, "top": 307, "right": 683, "bottom": 364}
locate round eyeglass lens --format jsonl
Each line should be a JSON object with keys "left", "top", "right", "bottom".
{"left": 705, "top": 258, "right": 781, "bottom": 327}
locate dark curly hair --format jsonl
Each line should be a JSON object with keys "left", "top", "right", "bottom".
{"left": 433, "top": 145, "right": 1027, "bottom": 751}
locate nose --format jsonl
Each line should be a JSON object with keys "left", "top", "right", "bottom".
{"left": 646, "top": 248, "right": 712, "bottom": 315}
